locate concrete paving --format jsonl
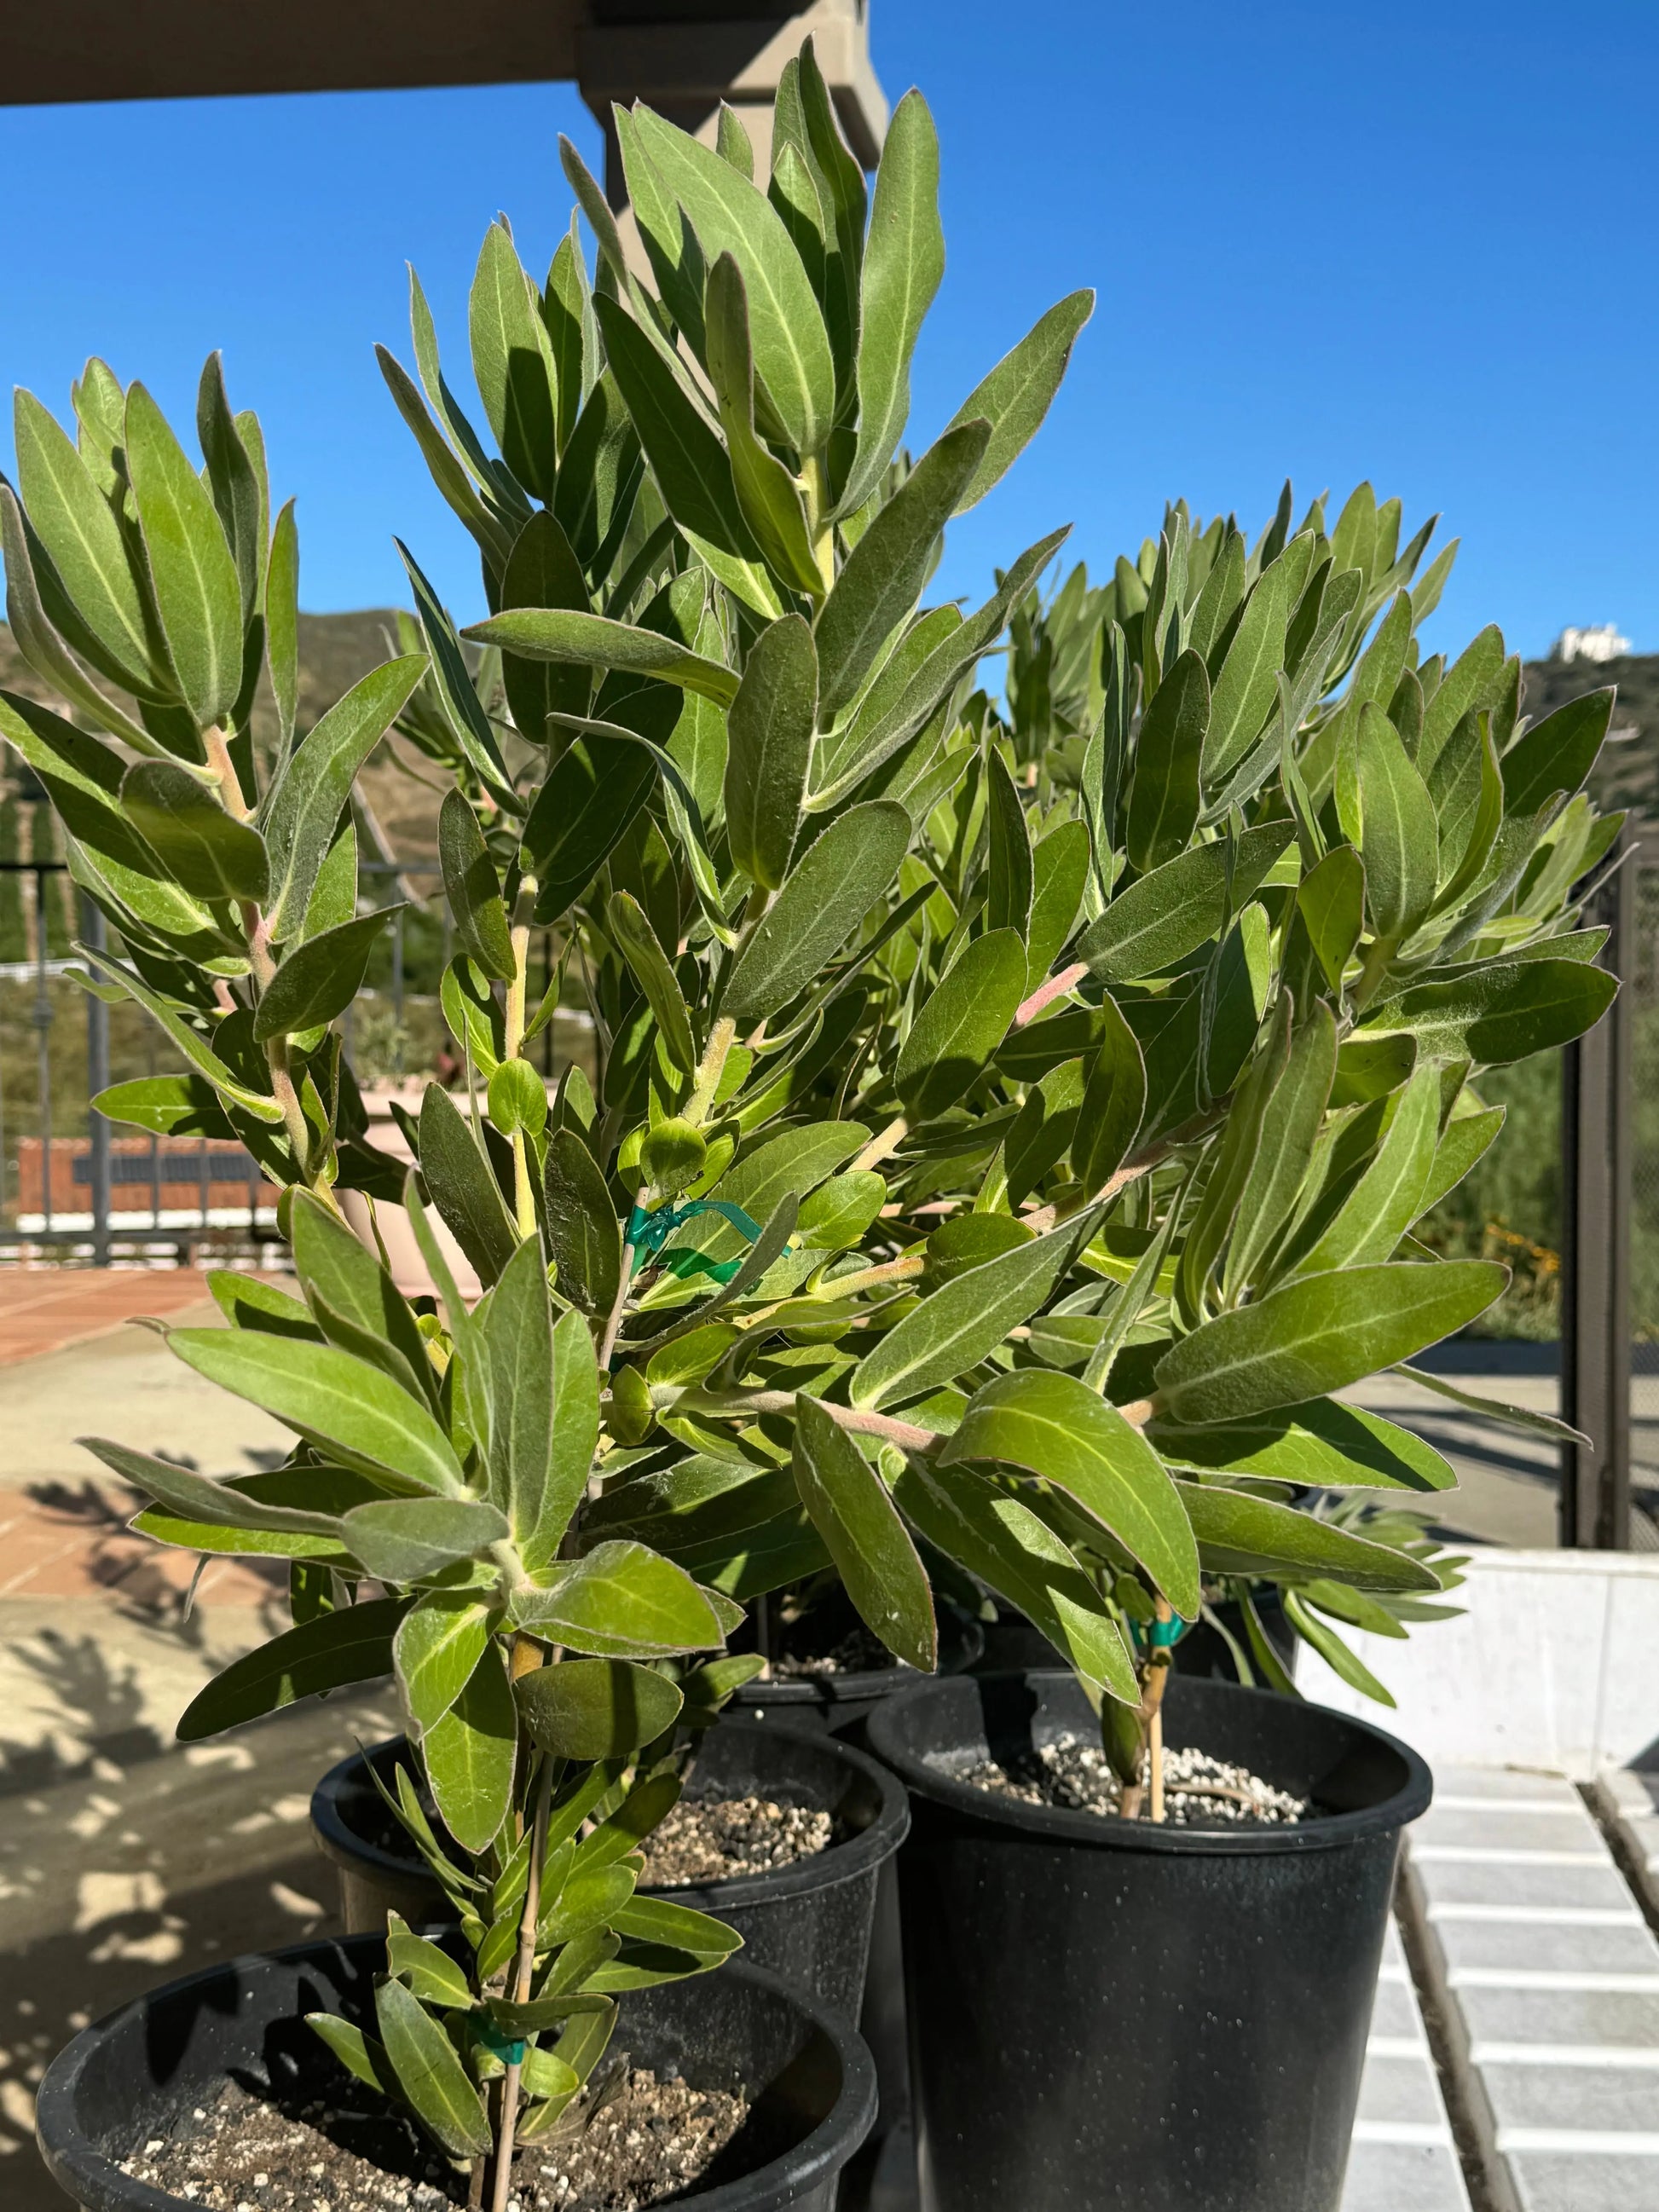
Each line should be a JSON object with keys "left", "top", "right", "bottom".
{"left": 1596, "top": 1765, "right": 1659, "bottom": 1924}
{"left": 1402, "top": 1764, "right": 1659, "bottom": 2212}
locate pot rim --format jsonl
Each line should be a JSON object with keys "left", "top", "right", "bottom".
{"left": 35, "top": 1942, "right": 876, "bottom": 2212}
{"left": 312, "top": 1717, "right": 909, "bottom": 1909}
{"left": 864, "top": 1667, "right": 1433, "bottom": 1856}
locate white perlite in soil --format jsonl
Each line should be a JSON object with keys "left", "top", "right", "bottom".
{"left": 952, "top": 1734, "right": 1309, "bottom": 1825}
{"left": 637, "top": 1794, "right": 834, "bottom": 1886}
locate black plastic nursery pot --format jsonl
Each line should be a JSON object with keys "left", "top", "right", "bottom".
{"left": 312, "top": 1718, "right": 908, "bottom": 2029}
{"left": 36, "top": 1938, "right": 876, "bottom": 2212}
{"left": 864, "top": 1669, "right": 1432, "bottom": 2212}
{"left": 730, "top": 1597, "right": 984, "bottom": 1741}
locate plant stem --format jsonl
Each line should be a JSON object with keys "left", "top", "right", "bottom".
{"left": 504, "top": 876, "right": 540, "bottom": 1240}
{"left": 488, "top": 1751, "right": 555, "bottom": 2212}
{"left": 685, "top": 1015, "right": 736, "bottom": 1127}
{"left": 598, "top": 1247, "right": 634, "bottom": 1374}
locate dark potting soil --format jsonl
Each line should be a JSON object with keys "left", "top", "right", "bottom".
{"left": 639, "top": 1793, "right": 835, "bottom": 1885}
{"left": 769, "top": 1622, "right": 893, "bottom": 1678}
{"left": 118, "top": 2052, "right": 751, "bottom": 2212}
{"left": 951, "top": 1733, "right": 1309, "bottom": 1827}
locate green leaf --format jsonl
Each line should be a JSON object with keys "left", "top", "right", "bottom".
{"left": 793, "top": 1395, "right": 936, "bottom": 1671}
{"left": 606, "top": 892, "right": 697, "bottom": 1076}
{"left": 1500, "top": 688, "right": 1613, "bottom": 817}
{"left": 374, "top": 1977, "right": 491, "bottom": 2158}
{"left": 471, "top": 221, "right": 558, "bottom": 502}
{"left": 1178, "top": 1484, "right": 1439, "bottom": 1595}
{"left": 418, "top": 1083, "right": 517, "bottom": 1291}
{"left": 1148, "top": 1395, "right": 1456, "bottom": 1493}
{"left": 1126, "top": 647, "right": 1208, "bottom": 874}
{"left": 387, "top": 1915, "right": 476, "bottom": 2009}
{"left": 512, "top": 1541, "right": 727, "bottom": 1658}
{"left": 343, "top": 1496, "right": 508, "bottom": 1582}
{"left": 523, "top": 1310, "right": 600, "bottom": 1575}
{"left": 942, "top": 292, "right": 1094, "bottom": 514}
{"left": 499, "top": 509, "right": 592, "bottom": 745}
{"left": 724, "top": 801, "right": 910, "bottom": 1020}
{"left": 985, "top": 750, "right": 1034, "bottom": 943}
{"left": 306, "top": 2016, "right": 399, "bottom": 2099}
{"left": 632, "top": 106, "right": 836, "bottom": 457}
{"left": 0, "top": 488, "right": 159, "bottom": 750}
{"left": 423, "top": 1640, "right": 517, "bottom": 1853}
{"left": 1356, "top": 702, "right": 1436, "bottom": 938}
{"left": 252, "top": 910, "right": 396, "bottom": 1042}
{"left": 1283, "top": 1591, "right": 1396, "bottom": 1705}
{"left": 176, "top": 1597, "right": 408, "bottom": 1739}
{"left": 701, "top": 253, "right": 824, "bottom": 598}
{"left": 853, "top": 1211, "right": 1091, "bottom": 1411}
{"left": 1298, "top": 1062, "right": 1439, "bottom": 1273}
{"left": 543, "top": 1129, "right": 622, "bottom": 1317}
{"left": 515, "top": 1658, "right": 685, "bottom": 1759}
{"left": 897, "top": 929, "right": 1027, "bottom": 1121}
{"left": 91, "top": 1072, "right": 232, "bottom": 1137}
{"left": 940, "top": 1368, "right": 1199, "bottom": 1617}
{"left": 1204, "top": 561, "right": 1289, "bottom": 783}
{"left": 396, "top": 1592, "right": 494, "bottom": 1732}
{"left": 1026, "top": 820, "right": 1091, "bottom": 993}
{"left": 1077, "top": 822, "right": 1295, "bottom": 985}
{"left": 263, "top": 656, "right": 428, "bottom": 940}
{"left": 893, "top": 1457, "right": 1138, "bottom": 1702}
{"left": 842, "top": 90, "right": 945, "bottom": 514}
{"left": 1418, "top": 623, "right": 1505, "bottom": 775}
{"left": 167, "top": 1327, "right": 467, "bottom": 1495}
{"left": 1153, "top": 1261, "right": 1506, "bottom": 1424}
{"left": 119, "top": 759, "right": 269, "bottom": 902}
{"left": 1297, "top": 845, "right": 1365, "bottom": 990}
{"left": 1073, "top": 991, "right": 1147, "bottom": 1194}
{"left": 1415, "top": 1103, "right": 1504, "bottom": 1215}
{"left": 725, "top": 614, "right": 817, "bottom": 891}
{"left": 438, "top": 790, "right": 514, "bottom": 982}
{"left": 523, "top": 732, "right": 659, "bottom": 927}
{"left": 268, "top": 499, "right": 300, "bottom": 752}
{"left": 12, "top": 390, "right": 160, "bottom": 696}
{"left": 196, "top": 355, "right": 263, "bottom": 626}
{"left": 1361, "top": 960, "right": 1618, "bottom": 1068}
{"left": 465, "top": 604, "right": 737, "bottom": 703}
{"left": 816, "top": 420, "right": 991, "bottom": 716}
{"left": 471, "top": 1233, "right": 554, "bottom": 1552}
{"left": 124, "top": 383, "right": 243, "bottom": 728}
{"left": 1391, "top": 1362, "right": 1589, "bottom": 1447}
{"left": 612, "top": 1892, "right": 743, "bottom": 1961}
{"left": 78, "top": 1435, "right": 344, "bottom": 1539}
{"left": 1223, "top": 1001, "right": 1337, "bottom": 1298}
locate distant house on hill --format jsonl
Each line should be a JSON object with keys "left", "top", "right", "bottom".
{"left": 1555, "top": 623, "right": 1633, "bottom": 664}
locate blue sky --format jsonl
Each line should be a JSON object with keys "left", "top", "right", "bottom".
{"left": 1, "top": 0, "right": 1653, "bottom": 661}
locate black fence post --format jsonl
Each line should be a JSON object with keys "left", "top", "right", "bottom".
{"left": 82, "top": 894, "right": 111, "bottom": 1264}
{"left": 1560, "top": 834, "right": 1633, "bottom": 1549}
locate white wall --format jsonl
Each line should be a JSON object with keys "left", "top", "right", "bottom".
{"left": 1293, "top": 1550, "right": 1659, "bottom": 1778}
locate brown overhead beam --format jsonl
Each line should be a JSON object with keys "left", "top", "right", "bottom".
{"left": 0, "top": 3, "right": 887, "bottom": 184}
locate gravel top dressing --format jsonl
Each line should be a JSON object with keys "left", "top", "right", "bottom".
{"left": 639, "top": 1793, "right": 835, "bottom": 1885}
{"left": 118, "top": 2058, "right": 751, "bottom": 2211}
{"left": 950, "top": 1734, "right": 1310, "bottom": 1826}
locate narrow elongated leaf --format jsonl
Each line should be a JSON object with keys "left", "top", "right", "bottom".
{"left": 78, "top": 1436, "right": 344, "bottom": 1539}
{"left": 942, "top": 291, "right": 1094, "bottom": 514}
{"left": 725, "top": 614, "right": 816, "bottom": 890}
{"left": 387, "top": 1916, "right": 476, "bottom": 2008}
{"left": 422, "top": 1641, "right": 517, "bottom": 1853}
{"left": 252, "top": 909, "right": 396, "bottom": 1042}
{"left": 985, "top": 750, "right": 1034, "bottom": 942}
{"left": 418, "top": 1082, "right": 517, "bottom": 1291}
{"left": 853, "top": 1212, "right": 1091, "bottom": 1410}
{"left": 897, "top": 929, "right": 1027, "bottom": 1121}
{"left": 794, "top": 1395, "right": 936, "bottom": 1670}
{"left": 631, "top": 106, "right": 836, "bottom": 456}
{"left": 515, "top": 1658, "right": 684, "bottom": 1759}
{"left": 0, "top": 486, "right": 160, "bottom": 749}
{"left": 523, "top": 1309, "right": 602, "bottom": 1574}
{"left": 1204, "top": 561, "right": 1289, "bottom": 782}
{"left": 1356, "top": 702, "right": 1436, "bottom": 937}
{"left": 470, "top": 221, "right": 558, "bottom": 500}
{"left": 124, "top": 383, "right": 243, "bottom": 728}
{"left": 375, "top": 1977, "right": 491, "bottom": 2157}
{"left": 1500, "top": 688, "right": 1613, "bottom": 816}
{"left": 1300, "top": 1062, "right": 1439, "bottom": 1272}
{"left": 1362, "top": 961, "right": 1618, "bottom": 1068}
{"left": 1078, "top": 822, "right": 1294, "bottom": 984}
{"left": 1026, "top": 820, "right": 1091, "bottom": 991}
{"left": 306, "top": 2017, "right": 398, "bottom": 2099}
{"left": 395, "top": 1592, "right": 494, "bottom": 1732}
{"left": 176, "top": 1597, "right": 408, "bottom": 1739}
{"left": 607, "top": 892, "right": 697, "bottom": 1074}
{"left": 477, "top": 1233, "right": 556, "bottom": 1547}
{"left": 1073, "top": 992, "right": 1147, "bottom": 1193}
{"left": 120, "top": 760, "right": 269, "bottom": 902}
{"left": 1392, "top": 1362, "right": 1588, "bottom": 1446}
{"left": 523, "top": 732, "right": 658, "bottom": 927}
{"left": 1418, "top": 624, "right": 1505, "bottom": 775}
{"left": 512, "top": 1541, "right": 726, "bottom": 1657}
{"left": 725, "top": 802, "right": 910, "bottom": 1020}
{"left": 1297, "top": 844, "right": 1365, "bottom": 990}
{"left": 343, "top": 1496, "right": 508, "bottom": 1583}
{"left": 1153, "top": 1261, "right": 1506, "bottom": 1424}
{"left": 78, "top": 947, "right": 283, "bottom": 1122}
{"left": 1285, "top": 1591, "right": 1397, "bottom": 1704}
{"left": 1149, "top": 1396, "right": 1457, "bottom": 1493}
{"left": 702, "top": 252, "right": 824, "bottom": 597}
{"left": 13, "top": 390, "right": 160, "bottom": 696}
{"left": 816, "top": 420, "right": 991, "bottom": 714}
{"left": 1126, "top": 648, "right": 1208, "bottom": 873}
{"left": 268, "top": 499, "right": 300, "bottom": 751}
{"left": 439, "top": 788, "right": 514, "bottom": 980}
{"left": 263, "top": 656, "right": 427, "bottom": 939}
{"left": 893, "top": 1457, "right": 1137, "bottom": 1702}
{"left": 941, "top": 1369, "right": 1199, "bottom": 1616}
{"left": 543, "top": 1129, "right": 622, "bottom": 1316}
{"left": 465, "top": 604, "right": 737, "bottom": 703}
{"left": 1224, "top": 1002, "right": 1337, "bottom": 1297}
{"left": 842, "top": 91, "right": 945, "bottom": 515}
{"left": 167, "top": 1328, "right": 467, "bottom": 1494}
{"left": 1176, "top": 1482, "right": 1441, "bottom": 1593}
{"left": 1415, "top": 1104, "right": 1504, "bottom": 1215}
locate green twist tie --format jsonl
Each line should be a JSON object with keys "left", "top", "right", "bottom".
{"left": 626, "top": 1198, "right": 764, "bottom": 1276}
{"left": 1131, "top": 1614, "right": 1185, "bottom": 1650}
{"left": 476, "top": 2019, "right": 527, "bottom": 2066}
